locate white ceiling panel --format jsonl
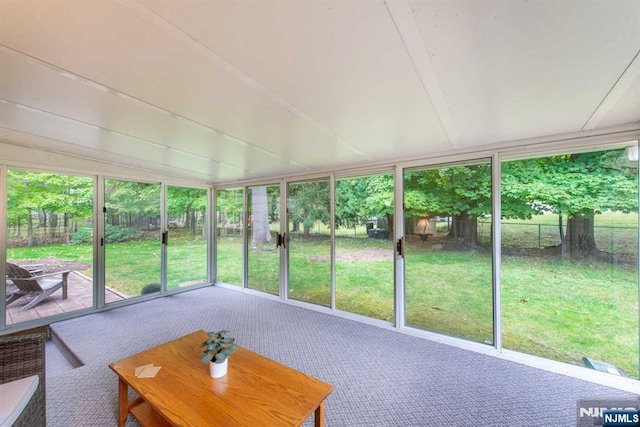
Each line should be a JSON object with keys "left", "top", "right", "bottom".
{"left": 0, "top": 100, "right": 228, "bottom": 179}
{"left": 0, "top": 0, "right": 365, "bottom": 175}
{"left": 0, "top": 48, "right": 304, "bottom": 177}
{"left": 0, "top": 0, "right": 638, "bottom": 183}
{"left": 137, "top": 0, "right": 452, "bottom": 156}
{"left": 408, "top": 0, "right": 640, "bottom": 145}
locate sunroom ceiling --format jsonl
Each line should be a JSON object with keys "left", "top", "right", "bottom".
{"left": 0, "top": 0, "right": 639, "bottom": 184}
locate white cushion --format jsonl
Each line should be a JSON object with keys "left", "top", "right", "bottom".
{"left": 0, "top": 375, "right": 39, "bottom": 427}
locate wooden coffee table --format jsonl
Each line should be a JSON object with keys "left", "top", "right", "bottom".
{"left": 109, "top": 330, "right": 333, "bottom": 426}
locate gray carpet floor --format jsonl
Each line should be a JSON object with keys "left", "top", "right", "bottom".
{"left": 46, "top": 286, "right": 637, "bottom": 426}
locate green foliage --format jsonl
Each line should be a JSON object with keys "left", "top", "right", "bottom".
{"left": 7, "top": 169, "right": 94, "bottom": 229}
{"left": 71, "top": 229, "right": 93, "bottom": 244}
{"left": 105, "top": 225, "right": 144, "bottom": 243}
{"left": 200, "top": 330, "right": 238, "bottom": 364}
{"left": 167, "top": 186, "right": 207, "bottom": 215}
{"left": 104, "top": 179, "right": 161, "bottom": 225}
{"left": 217, "top": 189, "right": 243, "bottom": 218}
{"left": 141, "top": 283, "right": 161, "bottom": 294}
{"left": 167, "top": 187, "right": 207, "bottom": 233}
{"left": 288, "top": 181, "right": 330, "bottom": 234}
{"left": 404, "top": 163, "right": 492, "bottom": 219}
{"left": 503, "top": 149, "right": 638, "bottom": 219}
{"left": 335, "top": 174, "right": 394, "bottom": 229}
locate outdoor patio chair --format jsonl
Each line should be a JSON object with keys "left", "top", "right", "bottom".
{"left": 5, "top": 262, "right": 70, "bottom": 311}
{"left": 0, "top": 332, "right": 46, "bottom": 426}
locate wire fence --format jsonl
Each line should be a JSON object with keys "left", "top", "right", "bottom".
{"left": 466, "top": 221, "right": 638, "bottom": 259}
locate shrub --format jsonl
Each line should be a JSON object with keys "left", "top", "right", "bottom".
{"left": 72, "top": 229, "right": 93, "bottom": 244}
{"left": 105, "top": 225, "right": 143, "bottom": 243}
{"left": 72, "top": 225, "right": 144, "bottom": 244}
{"left": 141, "top": 283, "right": 161, "bottom": 295}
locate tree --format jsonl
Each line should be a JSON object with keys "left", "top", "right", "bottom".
{"left": 7, "top": 170, "right": 93, "bottom": 245}
{"left": 216, "top": 188, "right": 243, "bottom": 237}
{"left": 250, "top": 186, "right": 272, "bottom": 249}
{"left": 105, "top": 180, "right": 160, "bottom": 229}
{"left": 288, "top": 182, "right": 330, "bottom": 237}
{"left": 336, "top": 175, "right": 395, "bottom": 238}
{"left": 508, "top": 149, "right": 638, "bottom": 259}
{"left": 167, "top": 187, "right": 207, "bottom": 234}
{"left": 404, "top": 164, "right": 492, "bottom": 246}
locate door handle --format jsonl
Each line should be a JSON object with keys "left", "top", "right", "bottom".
{"left": 276, "top": 233, "right": 287, "bottom": 249}
{"left": 397, "top": 237, "right": 405, "bottom": 258}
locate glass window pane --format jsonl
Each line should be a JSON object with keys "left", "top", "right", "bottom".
{"left": 287, "top": 179, "right": 331, "bottom": 307}
{"left": 404, "top": 162, "right": 494, "bottom": 344}
{"left": 6, "top": 169, "right": 95, "bottom": 324}
{"left": 216, "top": 188, "right": 244, "bottom": 286}
{"left": 167, "top": 186, "right": 208, "bottom": 290}
{"left": 335, "top": 173, "right": 394, "bottom": 321}
{"left": 247, "top": 185, "right": 280, "bottom": 295}
{"left": 501, "top": 147, "right": 639, "bottom": 377}
{"left": 104, "top": 179, "right": 161, "bottom": 299}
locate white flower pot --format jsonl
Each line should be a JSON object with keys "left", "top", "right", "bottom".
{"left": 209, "top": 359, "right": 228, "bottom": 378}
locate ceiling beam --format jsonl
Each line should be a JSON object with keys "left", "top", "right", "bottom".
{"left": 385, "top": 0, "right": 460, "bottom": 150}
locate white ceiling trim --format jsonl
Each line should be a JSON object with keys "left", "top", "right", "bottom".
{"left": 221, "top": 122, "right": 640, "bottom": 189}
{"left": 115, "top": 0, "right": 370, "bottom": 160}
{"left": 385, "top": 0, "right": 459, "bottom": 149}
{"left": 0, "top": 128, "right": 214, "bottom": 184}
{"left": 0, "top": 97, "right": 255, "bottom": 172}
{"left": 583, "top": 49, "right": 640, "bottom": 130}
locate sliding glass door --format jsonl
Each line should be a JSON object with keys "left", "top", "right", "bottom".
{"left": 247, "top": 184, "right": 280, "bottom": 295}
{"left": 166, "top": 186, "right": 208, "bottom": 290}
{"left": 286, "top": 179, "right": 331, "bottom": 307}
{"left": 403, "top": 161, "right": 494, "bottom": 344}
{"left": 335, "top": 173, "right": 395, "bottom": 321}
{"left": 104, "top": 179, "right": 161, "bottom": 299}
{"left": 501, "top": 146, "right": 639, "bottom": 377}
{"left": 216, "top": 188, "right": 244, "bottom": 286}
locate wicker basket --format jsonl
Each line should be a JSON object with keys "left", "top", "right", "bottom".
{"left": 0, "top": 332, "right": 46, "bottom": 427}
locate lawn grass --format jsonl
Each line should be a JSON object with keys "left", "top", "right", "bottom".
{"left": 405, "top": 245, "right": 494, "bottom": 343}
{"left": 8, "top": 231, "right": 207, "bottom": 296}
{"left": 7, "top": 215, "right": 638, "bottom": 377}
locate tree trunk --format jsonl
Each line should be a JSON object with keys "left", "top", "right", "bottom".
{"left": 446, "top": 212, "right": 478, "bottom": 246}
{"left": 558, "top": 213, "right": 565, "bottom": 259}
{"left": 50, "top": 212, "right": 58, "bottom": 238}
{"left": 564, "top": 210, "right": 597, "bottom": 259}
{"left": 42, "top": 210, "right": 48, "bottom": 242}
{"left": 65, "top": 213, "right": 70, "bottom": 244}
{"left": 251, "top": 187, "right": 272, "bottom": 249}
{"left": 27, "top": 212, "right": 34, "bottom": 247}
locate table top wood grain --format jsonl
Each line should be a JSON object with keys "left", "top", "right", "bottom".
{"left": 109, "top": 330, "right": 334, "bottom": 426}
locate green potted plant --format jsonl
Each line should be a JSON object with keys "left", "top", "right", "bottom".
{"left": 200, "top": 330, "right": 237, "bottom": 378}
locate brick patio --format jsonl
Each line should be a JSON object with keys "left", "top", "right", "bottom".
{"left": 6, "top": 271, "right": 124, "bottom": 325}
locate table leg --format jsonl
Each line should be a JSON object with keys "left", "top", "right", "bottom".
{"left": 314, "top": 401, "right": 325, "bottom": 427}
{"left": 117, "top": 378, "right": 129, "bottom": 427}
